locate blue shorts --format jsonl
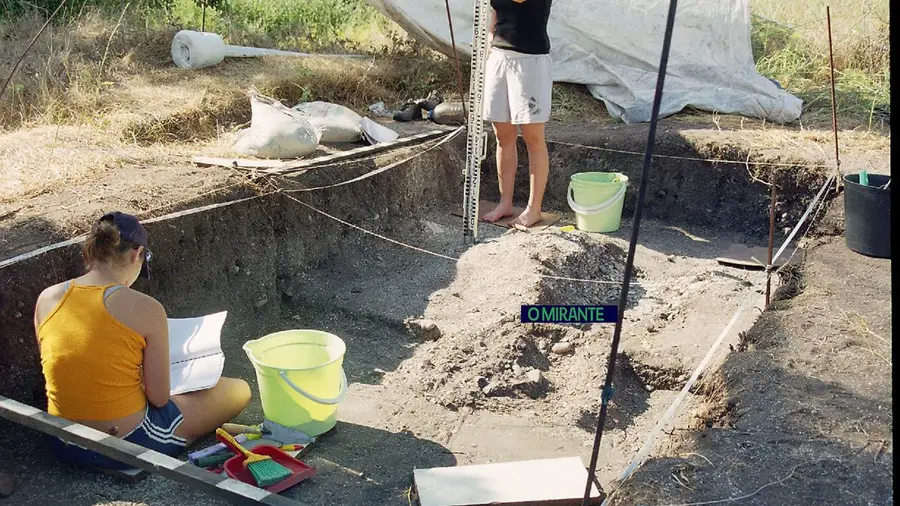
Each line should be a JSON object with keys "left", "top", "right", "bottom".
{"left": 53, "top": 400, "right": 187, "bottom": 470}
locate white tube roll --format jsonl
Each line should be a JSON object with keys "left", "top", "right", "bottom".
{"left": 171, "top": 30, "right": 227, "bottom": 69}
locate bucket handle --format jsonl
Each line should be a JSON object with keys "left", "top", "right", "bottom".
{"left": 567, "top": 181, "right": 627, "bottom": 215}
{"left": 278, "top": 368, "right": 348, "bottom": 406}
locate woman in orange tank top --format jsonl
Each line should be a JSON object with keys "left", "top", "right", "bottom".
{"left": 34, "top": 211, "right": 252, "bottom": 470}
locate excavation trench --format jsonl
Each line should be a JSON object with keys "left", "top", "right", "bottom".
{"left": 0, "top": 126, "right": 830, "bottom": 505}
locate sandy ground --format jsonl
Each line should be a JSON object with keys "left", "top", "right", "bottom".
{"left": 0, "top": 79, "right": 891, "bottom": 506}
{"left": 608, "top": 236, "right": 893, "bottom": 506}
{"left": 2, "top": 204, "right": 770, "bottom": 505}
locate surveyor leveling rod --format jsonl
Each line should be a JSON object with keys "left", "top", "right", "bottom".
{"left": 462, "top": 0, "right": 492, "bottom": 243}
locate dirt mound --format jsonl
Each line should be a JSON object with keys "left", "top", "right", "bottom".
{"left": 387, "top": 232, "right": 629, "bottom": 417}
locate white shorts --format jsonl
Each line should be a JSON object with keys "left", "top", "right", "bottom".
{"left": 482, "top": 47, "right": 553, "bottom": 125}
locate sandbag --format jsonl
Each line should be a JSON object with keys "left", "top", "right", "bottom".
{"left": 233, "top": 93, "right": 320, "bottom": 159}
{"left": 171, "top": 30, "right": 227, "bottom": 69}
{"left": 291, "top": 101, "right": 364, "bottom": 143}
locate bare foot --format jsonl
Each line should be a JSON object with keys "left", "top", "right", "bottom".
{"left": 513, "top": 207, "right": 543, "bottom": 228}
{"left": 482, "top": 202, "right": 515, "bottom": 223}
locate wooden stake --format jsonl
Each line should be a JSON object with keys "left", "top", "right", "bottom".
{"left": 826, "top": 6, "right": 841, "bottom": 193}
{"left": 765, "top": 172, "right": 776, "bottom": 309}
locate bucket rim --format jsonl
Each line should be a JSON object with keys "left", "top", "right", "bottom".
{"left": 243, "top": 329, "right": 346, "bottom": 372}
{"left": 570, "top": 172, "right": 629, "bottom": 183}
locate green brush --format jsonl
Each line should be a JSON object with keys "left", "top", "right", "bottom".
{"left": 194, "top": 452, "right": 232, "bottom": 469}
{"left": 216, "top": 428, "right": 292, "bottom": 487}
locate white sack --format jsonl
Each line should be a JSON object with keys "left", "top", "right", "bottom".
{"left": 233, "top": 94, "right": 320, "bottom": 159}
{"left": 364, "top": 0, "right": 803, "bottom": 124}
{"left": 292, "top": 101, "right": 364, "bottom": 143}
{"left": 171, "top": 30, "right": 227, "bottom": 69}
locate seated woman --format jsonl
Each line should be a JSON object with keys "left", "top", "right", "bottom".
{"left": 33, "top": 211, "right": 252, "bottom": 470}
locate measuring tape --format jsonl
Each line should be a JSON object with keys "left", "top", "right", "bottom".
{"left": 462, "top": 0, "right": 491, "bottom": 243}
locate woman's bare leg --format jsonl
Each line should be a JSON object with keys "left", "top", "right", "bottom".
{"left": 515, "top": 122, "right": 549, "bottom": 227}
{"left": 171, "top": 377, "right": 252, "bottom": 444}
{"left": 482, "top": 121, "right": 520, "bottom": 223}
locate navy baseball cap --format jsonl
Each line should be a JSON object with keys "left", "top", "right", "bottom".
{"left": 97, "top": 212, "right": 152, "bottom": 279}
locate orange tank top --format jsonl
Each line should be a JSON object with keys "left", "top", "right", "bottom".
{"left": 37, "top": 281, "right": 147, "bottom": 420}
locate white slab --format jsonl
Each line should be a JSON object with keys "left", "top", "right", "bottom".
{"left": 414, "top": 457, "right": 602, "bottom": 506}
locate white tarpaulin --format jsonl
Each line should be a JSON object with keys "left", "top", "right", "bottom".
{"left": 365, "top": 0, "right": 803, "bottom": 124}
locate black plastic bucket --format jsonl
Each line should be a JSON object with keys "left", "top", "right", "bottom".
{"left": 843, "top": 173, "right": 891, "bottom": 258}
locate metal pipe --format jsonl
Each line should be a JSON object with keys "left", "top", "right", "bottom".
{"left": 581, "top": 0, "right": 680, "bottom": 504}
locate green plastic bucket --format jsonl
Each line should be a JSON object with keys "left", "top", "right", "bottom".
{"left": 243, "top": 330, "right": 347, "bottom": 437}
{"left": 567, "top": 172, "right": 629, "bottom": 233}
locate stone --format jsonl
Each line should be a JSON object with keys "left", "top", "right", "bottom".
{"left": 405, "top": 317, "right": 442, "bottom": 341}
{"left": 551, "top": 342, "right": 574, "bottom": 355}
{"left": 0, "top": 472, "right": 14, "bottom": 499}
{"left": 254, "top": 297, "right": 268, "bottom": 308}
{"left": 512, "top": 364, "right": 524, "bottom": 376}
{"left": 526, "top": 369, "right": 543, "bottom": 384}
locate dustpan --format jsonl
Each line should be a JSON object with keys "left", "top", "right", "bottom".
{"left": 223, "top": 444, "right": 316, "bottom": 493}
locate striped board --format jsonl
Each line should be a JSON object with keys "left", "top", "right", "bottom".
{"left": 0, "top": 395, "right": 311, "bottom": 506}
{"left": 192, "top": 129, "right": 453, "bottom": 174}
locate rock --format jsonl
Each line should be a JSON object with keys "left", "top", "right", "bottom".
{"left": 0, "top": 472, "right": 14, "bottom": 499}
{"left": 424, "top": 220, "right": 448, "bottom": 234}
{"left": 254, "top": 297, "right": 268, "bottom": 308}
{"left": 512, "top": 364, "right": 524, "bottom": 376}
{"left": 482, "top": 382, "right": 498, "bottom": 396}
{"left": 526, "top": 369, "right": 543, "bottom": 384}
{"left": 551, "top": 342, "right": 574, "bottom": 355}
{"left": 405, "top": 318, "right": 442, "bottom": 341}
{"left": 229, "top": 264, "right": 240, "bottom": 274}
{"left": 647, "top": 325, "right": 658, "bottom": 334}
{"left": 476, "top": 376, "right": 489, "bottom": 389}
{"left": 667, "top": 255, "right": 676, "bottom": 263}
{"left": 372, "top": 368, "right": 387, "bottom": 376}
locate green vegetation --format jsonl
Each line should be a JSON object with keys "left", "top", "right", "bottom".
{"left": 750, "top": 0, "right": 890, "bottom": 127}
{"left": 0, "top": 0, "right": 891, "bottom": 130}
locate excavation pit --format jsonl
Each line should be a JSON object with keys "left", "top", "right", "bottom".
{"left": 0, "top": 122, "right": 834, "bottom": 505}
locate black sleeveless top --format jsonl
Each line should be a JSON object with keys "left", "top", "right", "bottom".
{"left": 490, "top": 0, "right": 553, "bottom": 55}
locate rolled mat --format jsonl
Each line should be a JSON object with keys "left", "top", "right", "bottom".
{"left": 171, "top": 30, "right": 226, "bottom": 69}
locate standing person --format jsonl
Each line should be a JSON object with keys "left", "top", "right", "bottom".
{"left": 33, "top": 211, "right": 252, "bottom": 470}
{"left": 481, "top": 0, "right": 554, "bottom": 228}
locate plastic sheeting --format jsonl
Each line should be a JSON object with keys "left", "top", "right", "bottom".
{"left": 364, "top": 0, "right": 803, "bottom": 124}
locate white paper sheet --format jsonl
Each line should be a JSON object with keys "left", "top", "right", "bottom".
{"left": 167, "top": 311, "right": 227, "bottom": 395}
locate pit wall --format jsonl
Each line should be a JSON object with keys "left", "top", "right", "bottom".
{"left": 0, "top": 139, "right": 467, "bottom": 406}
{"left": 0, "top": 126, "right": 829, "bottom": 406}
{"left": 483, "top": 127, "right": 832, "bottom": 238}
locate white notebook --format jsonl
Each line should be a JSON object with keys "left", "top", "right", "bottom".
{"left": 167, "top": 311, "right": 228, "bottom": 396}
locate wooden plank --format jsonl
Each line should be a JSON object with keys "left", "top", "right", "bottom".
{"left": 715, "top": 243, "right": 805, "bottom": 270}
{"left": 0, "top": 395, "right": 308, "bottom": 506}
{"left": 452, "top": 200, "right": 561, "bottom": 232}
{"left": 413, "top": 457, "right": 602, "bottom": 506}
{"left": 192, "top": 129, "right": 452, "bottom": 172}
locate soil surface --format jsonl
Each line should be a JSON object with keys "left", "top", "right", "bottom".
{"left": 608, "top": 236, "right": 893, "bottom": 506}
{"left": 0, "top": 102, "right": 891, "bottom": 506}
{"left": 1, "top": 203, "right": 767, "bottom": 505}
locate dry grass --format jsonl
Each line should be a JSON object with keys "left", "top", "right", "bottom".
{"left": 750, "top": 0, "right": 890, "bottom": 130}
{"left": 0, "top": 0, "right": 890, "bottom": 213}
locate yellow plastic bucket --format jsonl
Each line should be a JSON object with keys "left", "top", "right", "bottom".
{"left": 567, "top": 172, "right": 629, "bottom": 233}
{"left": 243, "top": 330, "right": 347, "bottom": 437}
